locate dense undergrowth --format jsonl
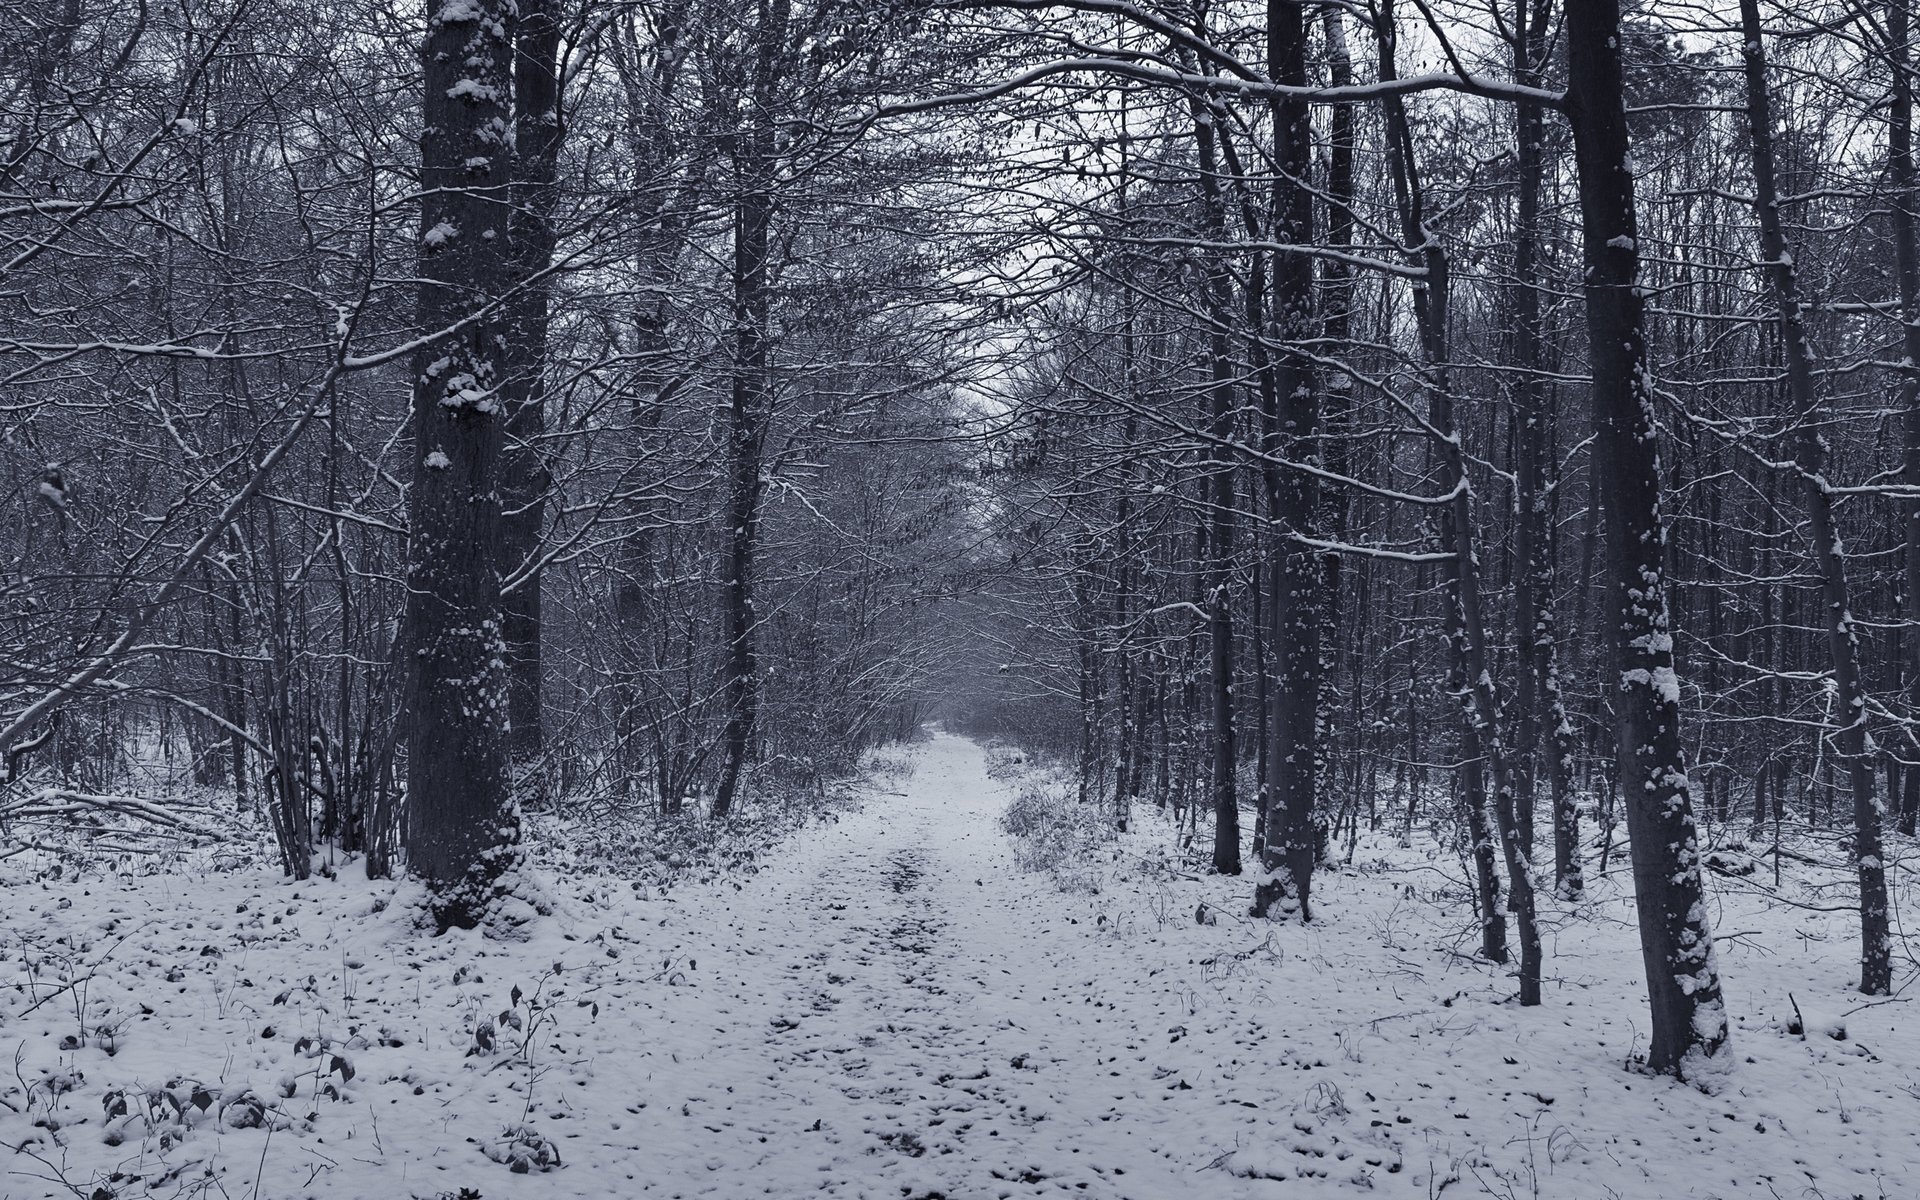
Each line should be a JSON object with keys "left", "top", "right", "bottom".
{"left": 0, "top": 744, "right": 920, "bottom": 901}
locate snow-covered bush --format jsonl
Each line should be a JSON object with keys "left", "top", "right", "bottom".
{"left": 484, "top": 1122, "right": 563, "bottom": 1173}
{"left": 999, "top": 775, "right": 1114, "bottom": 893}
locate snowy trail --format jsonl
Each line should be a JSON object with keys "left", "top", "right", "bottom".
{"left": 8, "top": 732, "right": 1915, "bottom": 1199}
{"left": 607, "top": 733, "right": 1919, "bottom": 1200}
{"left": 623, "top": 731, "right": 1226, "bottom": 1198}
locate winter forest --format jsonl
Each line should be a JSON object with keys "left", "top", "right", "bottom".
{"left": 1, "top": 0, "right": 1918, "bottom": 1194}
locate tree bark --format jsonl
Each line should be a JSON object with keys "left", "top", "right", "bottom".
{"left": 1886, "top": 0, "right": 1920, "bottom": 839}
{"left": 1316, "top": 8, "right": 1356, "bottom": 860}
{"left": 711, "top": 0, "right": 788, "bottom": 818}
{"left": 1252, "top": 0, "right": 1320, "bottom": 920}
{"left": 404, "top": 0, "right": 521, "bottom": 930}
{"left": 1193, "top": 98, "right": 1241, "bottom": 875}
{"left": 1511, "top": 0, "right": 1581, "bottom": 901}
{"left": 499, "top": 0, "right": 563, "bottom": 789}
{"left": 1564, "top": 0, "right": 1730, "bottom": 1078}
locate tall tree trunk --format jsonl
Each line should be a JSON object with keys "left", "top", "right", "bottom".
{"left": 1253, "top": 0, "right": 1321, "bottom": 920}
{"left": 1565, "top": 0, "right": 1730, "bottom": 1079}
{"left": 220, "top": 549, "right": 249, "bottom": 807}
{"left": 1074, "top": 545, "right": 1102, "bottom": 805}
{"left": 499, "top": 0, "right": 563, "bottom": 793}
{"left": 1193, "top": 98, "right": 1241, "bottom": 875}
{"left": 1887, "top": 0, "right": 1920, "bottom": 838}
{"left": 1754, "top": 472, "right": 1781, "bottom": 839}
{"left": 1737, "top": 0, "right": 1891, "bottom": 995}
{"left": 1317, "top": 10, "right": 1357, "bottom": 845}
{"left": 1376, "top": 2, "right": 1528, "bottom": 986}
{"left": 1113, "top": 70, "right": 1142, "bottom": 834}
{"left": 1511, "top": 0, "right": 1581, "bottom": 900}
{"left": 404, "top": 0, "right": 521, "bottom": 930}
{"left": 711, "top": 0, "right": 788, "bottom": 818}
{"left": 1112, "top": 438, "right": 1139, "bottom": 831}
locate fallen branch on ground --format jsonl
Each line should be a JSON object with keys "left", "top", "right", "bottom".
{"left": 1, "top": 787, "right": 225, "bottom": 840}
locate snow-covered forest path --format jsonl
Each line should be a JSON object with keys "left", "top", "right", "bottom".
{"left": 615, "top": 732, "right": 1917, "bottom": 1200}
{"left": 629, "top": 730, "right": 1230, "bottom": 1197}
{"left": 7, "top": 732, "right": 1914, "bottom": 1200}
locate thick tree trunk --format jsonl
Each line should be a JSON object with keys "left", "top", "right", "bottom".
{"left": 404, "top": 0, "right": 521, "bottom": 930}
{"left": 1737, "top": 0, "right": 1891, "bottom": 994}
{"left": 1252, "top": 0, "right": 1320, "bottom": 920}
{"left": 1565, "top": 0, "right": 1730, "bottom": 1079}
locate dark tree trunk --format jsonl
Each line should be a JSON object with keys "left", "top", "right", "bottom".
{"left": 1192, "top": 99, "right": 1241, "bottom": 875}
{"left": 1074, "top": 550, "right": 1102, "bottom": 805}
{"left": 1753, "top": 477, "right": 1781, "bottom": 840}
{"left": 1112, "top": 425, "right": 1140, "bottom": 831}
{"left": 1315, "top": 8, "right": 1356, "bottom": 865}
{"left": 1511, "top": 0, "right": 1581, "bottom": 901}
{"left": 1250, "top": 562, "right": 1268, "bottom": 857}
{"left": 221, "top": 550, "right": 249, "bottom": 807}
{"left": 1252, "top": 0, "right": 1321, "bottom": 921}
{"left": 404, "top": 0, "right": 521, "bottom": 930}
{"left": 1889, "top": 0, "right": 1920, "bottom": 841}
{"left": 712, "top": 0, "right": 788, "bottom": 818}
{"left": 1376, "top": 2, "right": 1529, "bottom": 988}
{"left": 499, "top": 0, "right": 563, "bottom": 791}
{"left": 1737, "top": 0, "right": 1891, "bottom": 994}
{"left": 1565, "top": 0, "right": 1730, "bottom": 1078}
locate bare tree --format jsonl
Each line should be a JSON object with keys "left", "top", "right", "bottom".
{"left": 1564, "top": 0, "right": 1729, "bottom": 1078}
{"left": 1735, "top": 0, "right": 1890, "bottom": 995}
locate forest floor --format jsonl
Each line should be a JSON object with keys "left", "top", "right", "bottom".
{"left": 2, "top": 732, "right": 1916, "bottom": 1199}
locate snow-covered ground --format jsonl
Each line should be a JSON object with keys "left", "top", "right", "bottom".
{"left": 3, "top": 732, "right": 1915, "bottom": 1198}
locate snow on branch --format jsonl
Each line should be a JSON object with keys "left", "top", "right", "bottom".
{"left": 1, "top": 787, "right": 225, "bottom": 841}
